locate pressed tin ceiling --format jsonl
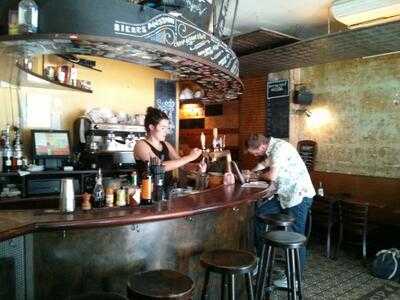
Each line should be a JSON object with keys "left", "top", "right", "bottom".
{"left": 238, "top": 20, "right": 400, "bottom": 76}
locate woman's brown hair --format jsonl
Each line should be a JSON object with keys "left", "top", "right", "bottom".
{"left": 144, "top": 107, "right": 169, "bottom": 132}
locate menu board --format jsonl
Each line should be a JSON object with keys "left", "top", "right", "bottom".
{"left": 297, "top": 140, "right": 317, "bottom": 171}
{"left": 266, "top": 96, "right": 289, "bottom": 139}
{"left": 267, "top": 80, "right": 289, "bottom": 99}
{"left": 155, "top": 79, "right": 177, "bottom": 146}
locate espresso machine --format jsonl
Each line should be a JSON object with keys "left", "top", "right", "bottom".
{"left": 74, "top": 117, "right": 146, "bottom": 169}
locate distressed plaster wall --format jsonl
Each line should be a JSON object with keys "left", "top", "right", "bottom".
{"left": 291, "top": 54, "right": 400, "bottom": 179}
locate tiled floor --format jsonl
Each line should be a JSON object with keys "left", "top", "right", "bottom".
{"left": 268, "top": 243, "right": 400, "bottom": 300}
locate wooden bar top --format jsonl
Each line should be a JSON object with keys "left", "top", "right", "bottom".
{"left": 0, "top": 185, "right": 265, "bottom": 242}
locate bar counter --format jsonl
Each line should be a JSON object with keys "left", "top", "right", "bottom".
{"left": 0, "top": 185, "right": 265, "bottom": 300}
{"left": 0, "top": 185, "right": 265, "bottom": 242}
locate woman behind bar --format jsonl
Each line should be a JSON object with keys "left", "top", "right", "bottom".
{"left": 134, "top": 107, "right": 202, "bottom": 187}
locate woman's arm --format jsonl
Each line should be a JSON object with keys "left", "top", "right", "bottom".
{"left": 134, "top": 141, "right": 202, "bottom": 172}
{"left": 162, "top": 148, "right": 202, "bottom": 172}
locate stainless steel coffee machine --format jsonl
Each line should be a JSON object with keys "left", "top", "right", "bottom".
{"left": 74, "top": 117, "right": 146, "bottom": 169}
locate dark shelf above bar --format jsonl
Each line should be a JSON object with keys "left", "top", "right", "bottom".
{"left": 56, "top": 54, "right": 102, "bottom": 72}
{"left": 16, "top": 64, "right": 93, "bottom": 93}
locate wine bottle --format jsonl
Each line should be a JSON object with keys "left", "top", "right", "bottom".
{"left": 317, "top": 182, "right": 324, "bottom": 197}
{"left": 93, "top": 169, "right": 105, "bottom": 208}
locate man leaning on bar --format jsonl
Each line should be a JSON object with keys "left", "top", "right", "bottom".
{"left": 245, "top": 133, "right": 315, "bottom": 288}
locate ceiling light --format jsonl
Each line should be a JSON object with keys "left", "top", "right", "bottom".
{"left": 331, "top": 0, "right": 400, "bottom": 28}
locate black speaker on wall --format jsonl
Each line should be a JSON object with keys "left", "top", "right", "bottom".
{"left": 293, "top": 88, "right": 313, "bottom": 105}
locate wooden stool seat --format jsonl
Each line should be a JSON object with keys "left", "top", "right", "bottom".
{"left": 200, "top": 249, "right": 257, "bottom": 275}
{"left": 69, "top": 292, "right": 128, "bottom": 300}
{"left": 262, "top": 231, "right": 307, "bottom": 249}
{"left": 257, "top": 213, "right": 295, "bottom": 228}
{"left": 127, "top": 269, "right": 194, "bottom": 300}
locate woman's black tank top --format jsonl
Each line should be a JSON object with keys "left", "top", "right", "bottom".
{"left": 135, "top": 140, "right": 172, "bottom": 190}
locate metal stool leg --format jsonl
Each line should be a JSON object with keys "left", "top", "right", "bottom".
{"left": 245, "top": 272, "right": 255, "bottom": 300}
{"left": 255, "top": 243, "right": 266, "bottom": 296}
{"left": 221, "top": 274, "right": 227, "bottom": 300}
{"left": 290, "top": 249, "right": 297, "bottom": 300}
{"left": 285, "top": 249, "right": 292, "bottom": 300}
{"left": 256, "top": 244, "right": 269, "bottom": 300}
{"left": 228, "top": 274, "right": 235, "bottom": 300}
{"left": 295, "top": 249, "right": 303, "bottom": 300}
{"left": 262, "top": 247, "right": 275, "bottom": 300}
{"left": 201, "top": 269, "right": 210, "bottom": 300}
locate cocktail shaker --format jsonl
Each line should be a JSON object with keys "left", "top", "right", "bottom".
{"left": 60, "top": 178, "right": 75, "bottom": 212}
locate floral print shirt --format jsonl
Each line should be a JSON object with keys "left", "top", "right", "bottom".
{"left": 261, "top": 137, "right": 315, "bottom": 208}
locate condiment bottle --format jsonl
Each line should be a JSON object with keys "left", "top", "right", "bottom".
{"left": 81, "top": 192, "right": 92, "bottom": 210}
{"left": 105, "top": 187, "right": 114, "bottom": 207}
{"left": 140, "top": 161, "right": 152, "bottom": 205}
{"left": 116, "top": 187, "right": 127, "bottom": 207}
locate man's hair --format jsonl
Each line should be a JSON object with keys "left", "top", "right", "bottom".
{"left": 245, "top": 134, "right": 270, "bottom": 149}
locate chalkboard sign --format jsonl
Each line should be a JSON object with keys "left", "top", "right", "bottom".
{"left": 155, "top": 79, "right": 177, "bottom": 146}
{"left": 267, "top": 80, "right": 289, "bottom": 99}
{"left": 297, "top": 140, "right": 317, "bottom": 171}
{"left": 266, "top": 96, "right": 289, "bottom": 138}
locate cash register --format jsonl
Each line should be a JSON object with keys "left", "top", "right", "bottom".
{"left": 27, "top": 129, "right": 79, "bottom": 196}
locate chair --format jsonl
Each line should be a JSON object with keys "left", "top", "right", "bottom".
{"left": 310, "top": 195, "right": 340, "bottom": 258}
{"left": 337, "top": 199, "right": 369, "bottom": 260}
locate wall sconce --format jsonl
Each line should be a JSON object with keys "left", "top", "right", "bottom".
{"left": 306, "top": 107, "right": 333, "bottom": 128}
{"left": 294, "top": 108, "right": 312, "bottom": 117}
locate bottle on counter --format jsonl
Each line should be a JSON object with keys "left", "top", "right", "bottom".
{"left": 12, "top": 128, "right": 23, "bottom": 171}
{"left": 81, "top": 192, "right": 92, "bottom": 211}
{"left": 93, "top": 169, "right": 105, "bottom": 208}
{"left": 18, "top": 0, "right": 38, "bottom": 34}
{"left": 3, "top": 140, "right": 13, "bottom": 173}
{"left": 105, "top": 187, "right": 114, "bottom": 208}
{"left": 70, "top": 64, "right": 78, "bottom": 86}
{"left": 140, "top": 162, "right": 152, "bottom": 206}
{"left": 116, "top": 187, "right": 127, "bottom": 207}
{"left": 127, "top": 171, "right": 140, "bottom": 206}
{"left": 317, "top": 182, "right": 324, "bottom": 197}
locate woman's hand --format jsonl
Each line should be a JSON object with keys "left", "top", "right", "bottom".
{"left": 188, "top": 148, "right": 202, "bottom": 161}
{"left": 198, "top": 157, "right": 207, "bottom": 173}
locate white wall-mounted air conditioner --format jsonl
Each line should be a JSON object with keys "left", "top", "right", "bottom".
{"left": 331, "top": 0, "right": 400, "bottom": 28}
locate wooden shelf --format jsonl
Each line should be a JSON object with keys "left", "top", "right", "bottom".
{"left": 16, "top": 64, "right": 93, "bottom": 93}
{"left": 179, "top": 99, "right": 206, "bottom": 105}
{"left": 56, "top": 54, "right": 102, "bottom": 72}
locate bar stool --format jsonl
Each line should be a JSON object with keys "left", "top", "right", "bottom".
{"left": 200, "top": 249, "right": 257, "bottom": 300}
{"left": 69, "top": 292, "right": 128, "bottom": 300}
{"left": 256, "top": 231, "right": 306, "bottom": 300}
{"left": 127, "top": 269, "right": 194, "bottom": 300}
{"left": 256, "top": 213, "right": 295, "bottom": 231}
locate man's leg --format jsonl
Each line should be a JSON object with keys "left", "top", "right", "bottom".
{"left": 285, "top": 197, "right": 313, "bottom": 274}
{"left": 254, "top": 195, "right": 282, "bottom": 256}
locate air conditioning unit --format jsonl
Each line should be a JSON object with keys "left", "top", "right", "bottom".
{"left": 331, "top": 0, "right": 400, "bottom": 28}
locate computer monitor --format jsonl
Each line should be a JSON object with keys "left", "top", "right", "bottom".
{"left": 32, "top": 130, "right": 71, "bottom": 159}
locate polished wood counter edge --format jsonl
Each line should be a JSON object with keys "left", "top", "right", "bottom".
{"left": 0, "top": 185, "right": 265, "bottom": 242}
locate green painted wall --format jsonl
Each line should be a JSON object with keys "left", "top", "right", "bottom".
{"left": 291, "top": 54, "right": 400, "bottom": 179}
